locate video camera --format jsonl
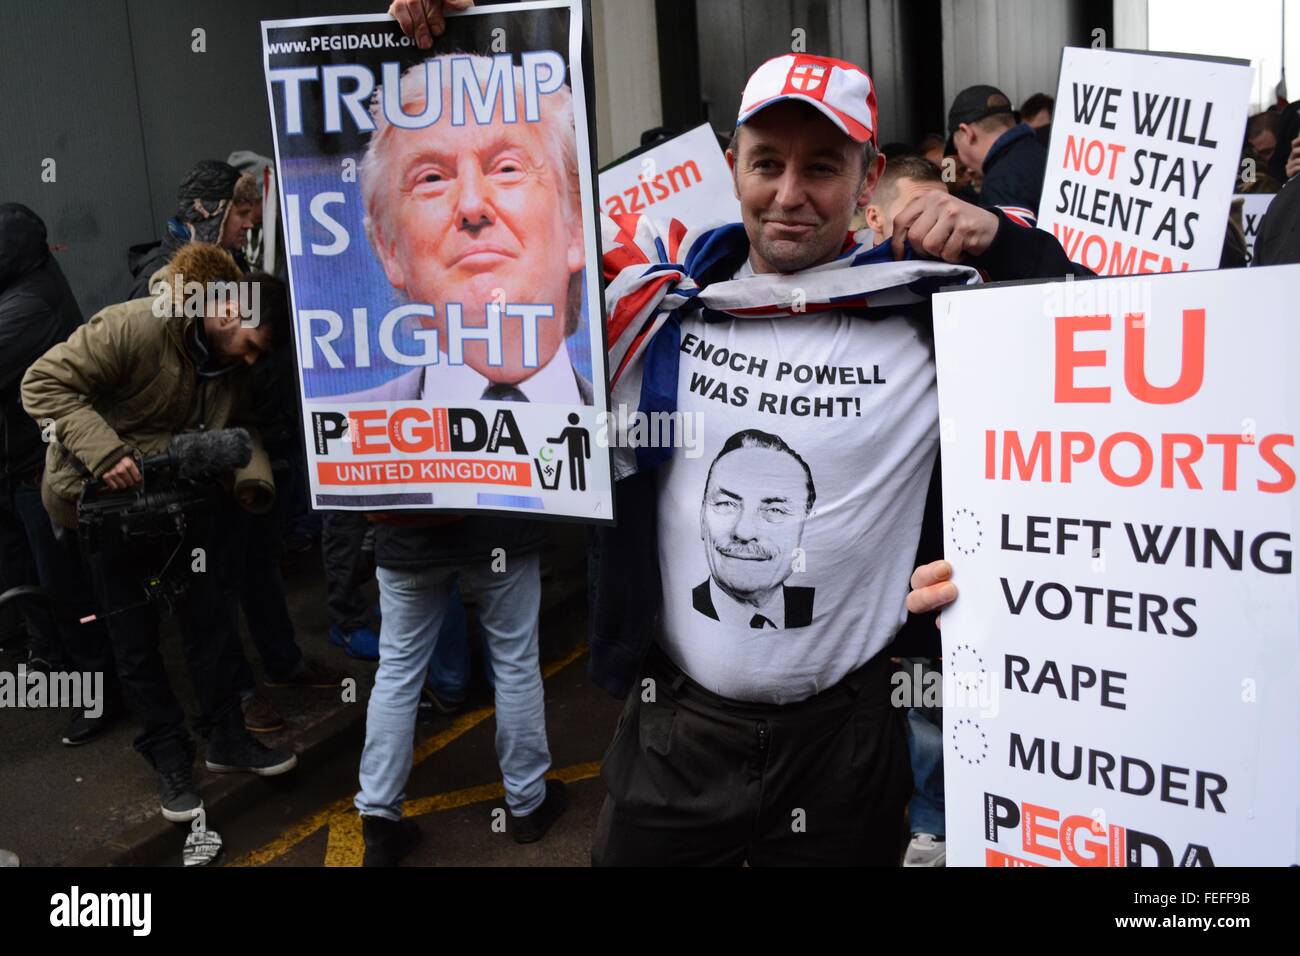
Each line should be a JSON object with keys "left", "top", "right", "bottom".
{"left": 75, "top": 428, "right": 253, "bottom": 610}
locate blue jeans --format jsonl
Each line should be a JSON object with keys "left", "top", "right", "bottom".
{"left": 906, "top": 708, "right": 945, "bottom": 837}
{"left": 356, "top": 551, "right": 551, "bottom": 818}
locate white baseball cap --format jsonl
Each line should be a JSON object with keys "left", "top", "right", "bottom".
{"left": 736, "top": 54, "right": 878, "bottom": 145}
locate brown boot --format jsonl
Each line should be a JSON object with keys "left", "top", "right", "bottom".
{"left": 241, "top": 693, "right": 284, "bottom": 733}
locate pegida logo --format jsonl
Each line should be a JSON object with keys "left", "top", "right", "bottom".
{"left": 49, "top": 886, "right": 151, "bottom": 935}
{"left": 983, "top": 791, "right": 1215, "bottom": 867}
{"left": 312, "top": 408, "right": 526, "bottom": 457}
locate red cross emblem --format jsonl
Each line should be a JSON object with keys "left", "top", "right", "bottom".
{"left": 787, "top": 63, "right": 827, "bottom": 93}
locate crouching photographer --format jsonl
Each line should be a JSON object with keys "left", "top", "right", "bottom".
{"left": 21, "top": 244, "right": 297, "bottom": 822}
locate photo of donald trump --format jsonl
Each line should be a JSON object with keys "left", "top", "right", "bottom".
{"left": 693, "top": 429, "right": 816, "bottom": 630}
{"left": 350, "top": 52, "right": 592, "bottom": 404}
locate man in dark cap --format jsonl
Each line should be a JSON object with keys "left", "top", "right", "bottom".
{"left": 126, "top": 160, "right": 257, "bottom": 300}
{"left": 949, "top": 84, "right": 1048, "bottom": 215}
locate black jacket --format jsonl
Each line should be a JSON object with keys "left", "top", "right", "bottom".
{"left": 125, "top": 219, "right": 249, "bottom": 302}
{"left": 979, "top": 122, "right": 1048, "bottom": 215}
{"left": 587, "top": 212, "right": 1094, "bottom": 698}
{"left": 1266, "top": 103, "right": 1299, "bottom": 186}
{"left": 1254, "top": 176, "right": 1300, "bottom": 266}
{"left": 0, "top": 204, "right": 84, "bottom": 482}
{"left": 375, "top": 515, "right": 547, "bottom": 571}
{"left": 126, "top": 221, "right": 189, "bottom": 302}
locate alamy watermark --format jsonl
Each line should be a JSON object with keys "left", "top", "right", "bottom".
{"left": 0, "top": 664, "right": 104, "bottom": 718}
{"left": 594, "top": 404, "right": 704, "bottom": 458}
{"left": 891, "top": 660, "right": 999, "bottom": 717}
{"left": 151, "top": 274, "right": 262, "bottom": 325}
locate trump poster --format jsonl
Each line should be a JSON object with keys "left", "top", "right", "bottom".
{"left": 932, "top": 266, "right": 1300, "bottom": 866}
{"left": 1036, "top": 47, "right": 1252, "bottom": 276}
{"left": 261, "top": 3, "right": 614, "bottom": 521}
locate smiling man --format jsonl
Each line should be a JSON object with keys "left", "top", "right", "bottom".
{"left": 592, "top": 53, "right": 1092, "bottom": 867}
{"left": 356, "top": 54, "right": 590, "bottom": 404}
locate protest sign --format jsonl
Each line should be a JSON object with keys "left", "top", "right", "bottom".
{"left": 1037, "top": 48, "right": 1252, "bottom": 276}
{"left": 933, "top": 266, "right": 1300, "bottom": 866}
{"left": 261, "top": 3, "right": 613, "bottom": 521}
{"left": 1237, "top": 193, "right": 1275, "bottom": 264}
{"left": 598, "top": 123, "right": 740, "bottom": 228}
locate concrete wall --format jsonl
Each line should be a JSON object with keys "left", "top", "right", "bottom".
{"left": 589, "top": 0, "right": 663, "bottom": 164}
{"left": 1112, "top": 0, "right": 1149, "bottom": 50}
{"left": 940, "top": 0, "right": 1096, "bottom": 115}
{"left": 0, "top": 0, "right": 363, "bottom": 318}
{"left": 691, "top": 0, "right": 947, "bottom": 146}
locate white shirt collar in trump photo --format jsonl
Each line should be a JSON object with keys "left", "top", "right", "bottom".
{"left": 418, "top": 343, "right": 580, "bottom": 404}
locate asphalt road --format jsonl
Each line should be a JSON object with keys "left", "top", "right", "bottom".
{"left": 220, "top": 635, "right": 621, "bottom": 867}
{"left": 0, "top": 527, "right": 619, "bottom": 868}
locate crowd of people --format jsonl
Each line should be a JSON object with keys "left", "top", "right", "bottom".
{"left": 2, "top": 0, "right": 1298, "bottom": 868}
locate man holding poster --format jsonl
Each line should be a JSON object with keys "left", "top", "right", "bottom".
{"left": 590, "top": 52, "right": 1091, "bottom": 867}
{"left": 262, "top": 1, "right": 602, "bottom": 866}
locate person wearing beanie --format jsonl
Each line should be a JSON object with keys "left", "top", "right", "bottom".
{"left": 226, "top": 151, "right": 276, "bottom": 274}
{"left": 125, "top": 160, "right": 258, "bottom": 301}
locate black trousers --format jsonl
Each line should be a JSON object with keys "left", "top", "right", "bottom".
{"left": 85, "top": 499, "right": 247, "bottom": 769}
{"left": 321, "top": 511, "right": 375, "bottom": 631}
{"left": 592, "top": 644, "right": 912, "bottom": 866}
{"left": 0, "top": 479, "right": 117, "bottom": 693}
{"left": 234, "top": 505, "right": 302, "bottom": 689}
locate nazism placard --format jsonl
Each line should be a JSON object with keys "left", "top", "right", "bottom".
{"left": 599, "top": 123, "right": 740, "bottom": 229}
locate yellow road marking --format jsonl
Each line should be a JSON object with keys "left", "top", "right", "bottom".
{"left": 402, "top": 761, "right": 602, "bottom": 818}
{"left": 229, "top": 642, "right": 590, "bottom": 867}
{"left": 323, "top": 810, "right": 364, "bottom": 868}
{"left": 320, "top": 761, "right": 602, "bottom": 867}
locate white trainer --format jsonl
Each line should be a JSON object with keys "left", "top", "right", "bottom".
{"left": 903, "top": 832, "right": 947, "bottom": 867}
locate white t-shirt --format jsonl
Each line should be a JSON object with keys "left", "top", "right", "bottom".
{"left": 655, "top": 259, "right": 939, "bottom": 704}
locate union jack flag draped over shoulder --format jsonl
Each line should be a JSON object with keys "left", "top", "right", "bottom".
{"left": 600, "top": 213, "right": 983, "bottom": 478}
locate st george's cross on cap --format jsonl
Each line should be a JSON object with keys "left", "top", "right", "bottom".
{"left": 735, "top": 54, "right": 878, "bottom": 146}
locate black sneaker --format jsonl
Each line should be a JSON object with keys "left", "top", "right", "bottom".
{"left": 158, "top": 765, "right": 203, "bottom": 823}
{"left": 61, "top": 705, "right": 125, "bottom": 747}
{"left": 205, "top": 733, "right": 298, "bottom": 776}
{"left": 362, "top": 816, "right": 422, "bottom": 867}
{"left": 511, "top": 779, "right": 569, "bottom": 844}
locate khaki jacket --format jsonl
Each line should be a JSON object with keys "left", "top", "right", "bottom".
{"left": 20, "top": 296, "right": 274, "bottom": 527}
